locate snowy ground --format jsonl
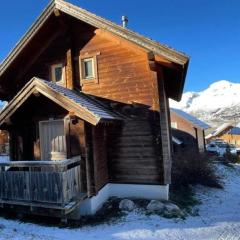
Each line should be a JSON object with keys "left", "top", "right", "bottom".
{"left": 0, "top": 164, "right": 240, "bottom": 240}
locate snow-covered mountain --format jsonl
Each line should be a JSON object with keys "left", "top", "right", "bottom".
{"left": 170, "top": 80, "right": 240, "bottom": 127}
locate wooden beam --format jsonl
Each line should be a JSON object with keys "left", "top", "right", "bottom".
{"left": 155, "top": 55, "right": 180, "bottom": 71}
{"left": 54, "top": 8, "right": 61, "bottom": 17}
{"left": 157, "top": 68, "right": 172, "bottom": 184}
{"left": 66, "top": 49, "right": 74, "bottom": 90}
{"left": 36, "top": 83, "right": 99, "bottom": 125}
{"left": 85, "top": 123, "right": 96, "bottom": 197}
{"left": 64, "top": 117, "right": 71, "bottom": 159}
{"left": 0, "top": 80, "right": 100, "bottom": 127}
{"left": 15, "top": 30, "right": 62, "bottom": 83}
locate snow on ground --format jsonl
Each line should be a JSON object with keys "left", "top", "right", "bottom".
{"left": 0, "top": 164, "right": 240, "bottom": 240}
{"left": 0, "top": 155, "right": 9, "bottom": 162}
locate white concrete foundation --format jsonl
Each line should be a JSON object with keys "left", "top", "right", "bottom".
{"left": 78, "top": 183, "right": 169, "bottom": 216}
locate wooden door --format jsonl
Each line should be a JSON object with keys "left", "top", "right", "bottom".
{"left": 39, "top": 120, "right": 66, "bottom": 160}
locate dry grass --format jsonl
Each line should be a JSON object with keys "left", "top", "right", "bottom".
{"left": 171, "top": 151, "right": 222, "bottom": 190}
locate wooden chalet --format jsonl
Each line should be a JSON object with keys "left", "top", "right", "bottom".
{"left": 171, "top": 108, "right": 210, "bottom": 152}
{"left": 0, "top": 0, "right": 189, "bottom": 219}
{"left": 206, "top": 123, "right": 240, "bottom": 147}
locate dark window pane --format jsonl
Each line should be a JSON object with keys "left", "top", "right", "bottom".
{"left": 84, "top": 59, "right": 94, "bottom": 78}
{"left": 55, "top": 67, "right": 63, "bottom": 82}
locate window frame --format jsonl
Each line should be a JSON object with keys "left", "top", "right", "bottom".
{"left": 79, "top": 53, "right": 99, "bottom": 85}
{"left": 171, "top": 122, "right": 178, "bottom": 129}
{"left": 82, "top": 58, "right": 95, "bottom": 80}
{"left": 50, "top": 63, "right": 65, "bottom": 85}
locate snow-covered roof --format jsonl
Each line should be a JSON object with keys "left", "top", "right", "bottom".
{"left": 172, "top": 136, "right": 183, "bottom": 145}
{"left": 205, "top": 122, "right": 234, "bottom": 139}
{"left": 228, "top": 127, "right": 240, "bottom": 135}
{"left": 0, "top": 78, "right": 120, "bottom": 126}
{"left": 171, "top": 108, "right": 211, "bottom": 130}
{"left": 42, "top": 80, "right": 118, "bottom": 121}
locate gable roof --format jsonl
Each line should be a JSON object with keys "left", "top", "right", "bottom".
{"left": 0, "top": 0, "right": 189, "bottom": 76}
{"left": 0, "top": 0, "right": 189, "bottom": 101}
{"left": 0, "top": 78, "right": 120, "bottom": 126}
{"left": 171, "top": 108, "right": 210, "bottom": 130}
{"left": 205, "top": 122, "right": 235, "bottom": 139}
{"left": 228, "top": 127, "right": 240, "bottom": 135}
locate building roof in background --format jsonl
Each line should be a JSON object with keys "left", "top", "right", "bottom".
{"left": 172, "top": 136, "right": 183, "bottom": 145}
{"left": 205, "top": 122, "right": 234, "bottom": 139}
{"left": 228, "top": 127, "right": 240, "bottom": 135}
{"left": 171, "top": 108, "right": 211, "bottom": 130}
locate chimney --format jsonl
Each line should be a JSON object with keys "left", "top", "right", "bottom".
{"left": 122, "top": 16, "right": 128, "bottom": 28}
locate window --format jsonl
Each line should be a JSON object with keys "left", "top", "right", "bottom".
{"left": 171, "top": 122, "right": 178, "bottom": 129}
{"left": 51, "top": 63, "right": 65, "bottom": 84}
{"left": 79, "top": 53, "right": 99, "bottom": 85}
{"left": 82, "top": 58, "right": 94, "bottom": 79}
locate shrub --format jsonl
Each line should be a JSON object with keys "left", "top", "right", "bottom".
{"left": 223, "top": 146, "right": 240, "bottom": 163}
{"left": 171, "top": 150, "right": 222, "bottom": 190}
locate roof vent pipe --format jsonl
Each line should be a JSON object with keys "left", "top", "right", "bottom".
{"left": 122, "top": 16, "right": 128, "bottom": 28}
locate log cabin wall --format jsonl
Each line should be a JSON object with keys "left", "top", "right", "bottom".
{"left": 8, "top": 16, "right": 158, "bottom": 111}
{"left": 108, "top": 119, "right": 162, "bottom": 184}
{"left": 74, "top": 29, "right": 156, "bottom": 107}
{"left": 70, "top": 20, "right": 165, "bottom": 185}
{"left": 8, "top": 95, "right": 69, "bottom": 161}
{"left": 2, "top": 15, "right": 169, "bottom": 185}
{"left": 70, "top": 22, "right": 166, "bottom": 185}
{"left": 69, "top": 118, "right": 86, "bottom": 158}
{"left": 92, "top": 125, "right": 108, "bottom": 191}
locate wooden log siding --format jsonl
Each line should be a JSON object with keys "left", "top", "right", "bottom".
{"left": 92, "top": 125, "right": 108, "bottom": 192}
{"left": 0, "top": 158, "right": 84, "bottom": 206}
{"left": 78, "top": 31, "right": 155, "bottom": 107}
{"left": 108, "top": 120, "right": 161, "bottom": 184}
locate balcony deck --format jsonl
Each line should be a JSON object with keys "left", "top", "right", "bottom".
{"left": 0, "top": 156, "right": 86, "bottom": 216}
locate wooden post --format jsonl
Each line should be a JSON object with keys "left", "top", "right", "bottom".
{"left": 64, "top": 117, "right": 71, "bottom": 159}
{"left": 85, "top": 124, "right": 96, "bottom": 197}
{"left": 203, "top": 130, "right": 206, "bottom": 151}
{"left": 194, "top": 127, "right": 199, "bottom": 152}
{"left": 66, "top": 49, "right": 74, "bottom": 90}
{"left": 157, "top": 69, "right": 172, "bottom": 185}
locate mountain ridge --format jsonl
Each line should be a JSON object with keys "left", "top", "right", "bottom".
{"left": 170, "top": 80, "right": 240, "bottom": 127}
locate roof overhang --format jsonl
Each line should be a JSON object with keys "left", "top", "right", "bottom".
{"left": 171, "top": 108, "right": 211, "bottom": 130}
{"left": 0, "top": 0, "right": 189, "bottom": 101}
{"left": 0, "top": 78, "right": 119, "bottom": 126}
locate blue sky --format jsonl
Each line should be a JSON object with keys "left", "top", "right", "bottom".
{"left": 0, "top": 0, "right": 240, "bottom": 92}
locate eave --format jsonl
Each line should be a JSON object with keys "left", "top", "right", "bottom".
{"left": 0, "top": 0, "right": 189, "bottom": 78}
{"left": 0, "top": 78, "right": 119, "bottom": 126}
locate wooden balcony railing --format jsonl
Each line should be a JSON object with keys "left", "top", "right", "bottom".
{"left": 0, "top": 156, "right": 85, "bottom": 210}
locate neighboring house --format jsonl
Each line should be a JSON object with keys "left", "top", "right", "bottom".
{"left": 171, "top": 108, "right": 210, "bottom": 152}
{"left": 206, "top": 123, "right": 240, "bottom": 147}
{"left": 0, "top": 0, "right": 189, "bottom": 219}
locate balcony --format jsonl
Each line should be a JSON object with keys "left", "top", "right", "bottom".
{"left": 0, "top": 156, "right": 86, "bottom": 216}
